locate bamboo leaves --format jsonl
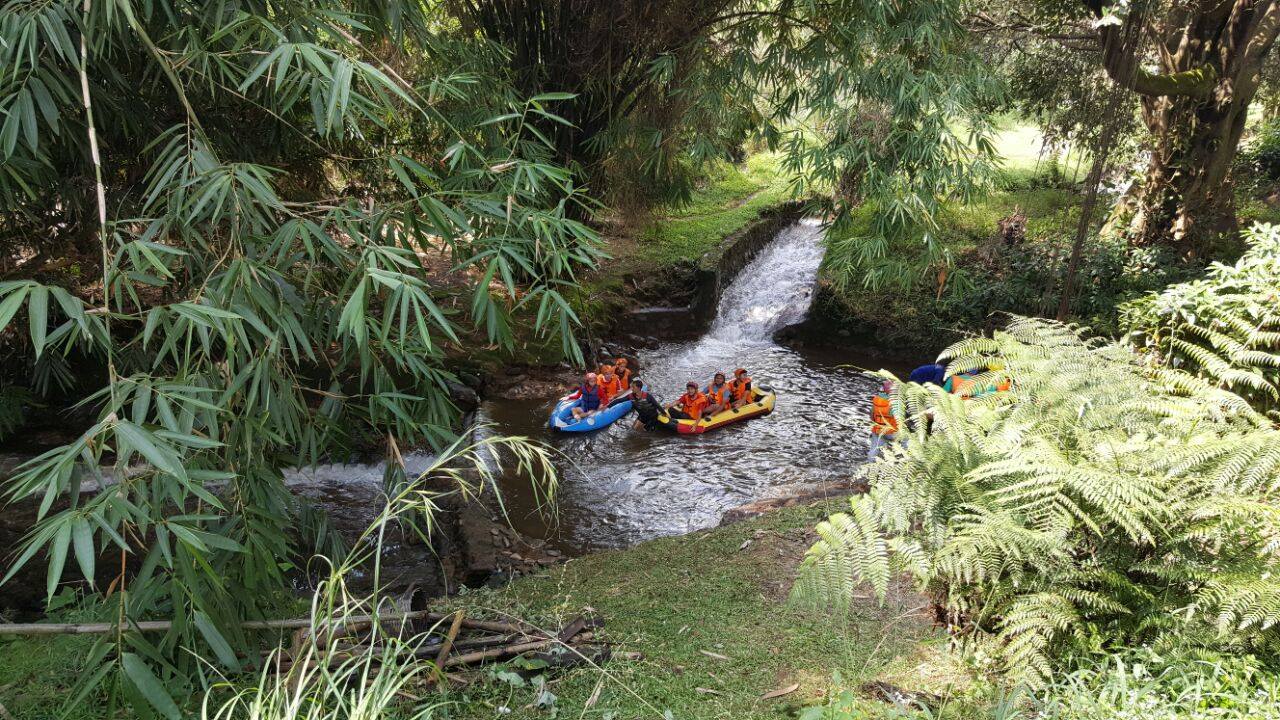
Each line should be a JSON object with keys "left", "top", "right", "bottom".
{"left": 1, "top": 4, "right": 594, "bottom": 706}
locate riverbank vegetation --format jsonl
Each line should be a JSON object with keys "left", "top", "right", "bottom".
{"left": 3, "top": 0, "right": 1280, "bottom": 718}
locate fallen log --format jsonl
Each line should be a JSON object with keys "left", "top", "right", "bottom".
{"left": 0, "top": 610, "right": 523, "bottom": 637}
{"left": 442, "top": 639, "right": 555, "bottom": 667}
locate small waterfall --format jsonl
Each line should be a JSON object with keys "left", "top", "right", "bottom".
{"left": 704, "top": 219, "right": 825, "bottom": 345}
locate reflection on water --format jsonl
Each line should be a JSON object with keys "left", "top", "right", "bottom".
{"left": 480, "top": 220, "right": 886, "bottom": 551}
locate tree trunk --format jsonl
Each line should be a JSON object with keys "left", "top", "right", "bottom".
{"left": 1093, "top": 0, "right": 1280, "bottom": 255}
{"left": 1128, "top": 89, "right": 1248, "bottom": 254}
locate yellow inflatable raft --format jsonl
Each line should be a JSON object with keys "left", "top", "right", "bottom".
{"left": 662, "top": 385, "right": 776, "bottom": 435}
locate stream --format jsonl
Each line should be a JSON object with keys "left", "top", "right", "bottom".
{"left": 478, "top": 219, "right": 893, "bottom": 552}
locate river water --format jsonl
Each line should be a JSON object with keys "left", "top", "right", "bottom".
{"left": 480, "top": 220, "right": 894, "bottom": 551}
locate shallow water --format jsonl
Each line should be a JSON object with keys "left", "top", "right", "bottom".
{"left": 479, "top": 220, "right": 903, "bottom": 552}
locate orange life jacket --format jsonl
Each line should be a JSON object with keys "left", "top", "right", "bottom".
{"left": 598, "top": 375, "right": 623, "bottom": 403}
{"left": 615, "top": 366, "right": 631, "bottom": 388}
{"left": 677, "top": 391, "right": 708, "bottom": 420}
{"left": 871, "top": 393, "right": 898, "bottom": 435}
{"left": 729, "top": 376, "right": 752, "bottom": 401}
{"left": 705, "top": 383, "right": 731, "bottom": 407}
{"left": 946, "top": 373, "right": 975, "bottom": 398}
{"left": 995, "top": 377, "right": 1011, "bottom": 392}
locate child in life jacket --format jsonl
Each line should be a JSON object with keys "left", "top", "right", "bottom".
{"left": 570, "top": 372, "right": 605, "bottom": 419}
{"left": 597, "top": 364, "right": 624, "bottom": 405}
{"left": 704, "top": 372, "right": 732, "bottom": 415}
{"left": 728, "top": 368, "right": 753, "bottom": 409}
{"left": 667, "top": 381, "right": 708, "bottom": 420}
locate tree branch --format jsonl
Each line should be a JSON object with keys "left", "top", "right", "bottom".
{"left": 1098, "top": 20, "right": 1218, "bottom": 97}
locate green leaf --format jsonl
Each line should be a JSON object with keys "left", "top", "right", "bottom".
{"left": 28, "top": 284, "right": 48, "bottom": 357}
{"left": 194, "top": 611, "right": 240, "bottom": 670}
{"left": 72, "top": 516, "right": 95, "bottom": 585}
{"left": 0, "top": 282, "right": 31, "bottom": 331}
{"left": 113, "top": 421, "right": 184, "bottom": 479}
{"left": 46, "top": 521, "right": 71, "bottom": 600}
{"left": 121, "top": 653, "right": 182, "bottom": 720}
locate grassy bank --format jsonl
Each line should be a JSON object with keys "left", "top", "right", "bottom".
{"left": 0, "top": 501, "right": 941, "bottom": 720}
{"left": 569, "top": 152, "right": 795, "bottom": 318}
{"left": 433, "top": 501, "right": 939, "bottom": 720}
{"left": 811, "top": 124, "right": 1118, "bottom": 352}
{"left": 811, "top": 121, "right": 1280, "bottom": 355}
{"left": 631, "top": 152, "right": 795, "bottom": 268}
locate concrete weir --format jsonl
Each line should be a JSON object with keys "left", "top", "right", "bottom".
{"left": 621, "top": 202, "right": 806, "bottom": 338}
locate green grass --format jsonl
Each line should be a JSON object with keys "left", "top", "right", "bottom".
{"left": 988, "top": 121, "right": 1088, "bottom": 188}
{"left": 0, "top": 617, "right": 104, "bottom": 720}
{"left": 635, "top": 152, "right": 795, "bottom": 267}
{"left": 938, "top": 187, "right": 1080, "bottom": 251}
{"left": 433, "top": 501, "right": 939, "bottom": 720}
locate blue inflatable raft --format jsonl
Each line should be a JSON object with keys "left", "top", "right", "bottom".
{"left": 548, "top": 391, "right": 637, "bottom": 433}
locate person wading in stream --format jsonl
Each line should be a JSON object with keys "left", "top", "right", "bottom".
{"left": 868, "top": 379, "right": 899, "bottom": 461}
{"left": 667, "top": 381, "right": 708, "bottom": 420}
{"left": 629, "top": 379, "right": 673, "bottom": 431}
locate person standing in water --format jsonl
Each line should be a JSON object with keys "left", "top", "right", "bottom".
{"left": 629, "top": 378, "right": 673, "bottom": 431}
{"left": 868, "top": 379, "right": 898, "bottom": 460}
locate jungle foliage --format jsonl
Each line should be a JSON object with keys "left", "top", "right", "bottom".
{"left": 0, "top": 0, "right": 591, "bottom": 712}
{"left": 445, "top": 0, "right": 1002, "bottom": 289}
{"left": 799, "top": 314, "right": 1280, "bottom": 687}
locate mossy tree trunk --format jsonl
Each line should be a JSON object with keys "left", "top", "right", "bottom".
{"left": 1092, "top": 0, "right": 1280, "bottom": 254}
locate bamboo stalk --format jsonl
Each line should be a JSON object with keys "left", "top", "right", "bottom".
{"left": 433, "top": 611, "right": 466, "bottom": 672}
{"left": 442, "top": 638, "right": 554, "bottom": 667}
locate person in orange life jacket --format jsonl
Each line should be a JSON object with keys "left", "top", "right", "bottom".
{"left": 597, "top": 364, "right": 624, "bottom": 405}
{"left": 728, "top": 368, "right": 753, "bottom": 408}
{"left": 704, "top": 372, "right": 732, "bottom": 415}
{"left": 667, "top": 381, "right": 709, "bottom": 420}
{"left": 613, "top": 358, "right": 632, "bottom": 388}
{"left": 943, "top": 369, "right": 980, "bottom": 398}
{"left": 628, "top": 378, "right": 672, "bottom": 431}
{"left": 944, "top": 362, "right": 1010, "bottom": 398}
{"left": 570, "top": 372, "right": 604, "bottom": 419}
{"left": 868, "top": 379, "right": 899, "bottom": 461}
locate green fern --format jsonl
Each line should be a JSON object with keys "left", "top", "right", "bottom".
{"left": 1124, "top": 223, "right": 1280, "bottom": 417}
{"left": 796, "top": 317, "right": 1280, "bottom": 687}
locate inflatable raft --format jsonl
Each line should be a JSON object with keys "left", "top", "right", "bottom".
{"left": 548, "top": 391, "right": 637, "bottom": 433}
{"left": 661, "top": 385, "right": 776, "bottom": 435}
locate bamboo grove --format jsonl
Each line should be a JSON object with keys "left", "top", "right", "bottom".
{"left": 0, "top": 0, "right": 600, "bottom": 706}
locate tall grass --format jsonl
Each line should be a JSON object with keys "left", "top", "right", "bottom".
{"left": 201, "top": 433, "right": 558, "bottom": 720}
